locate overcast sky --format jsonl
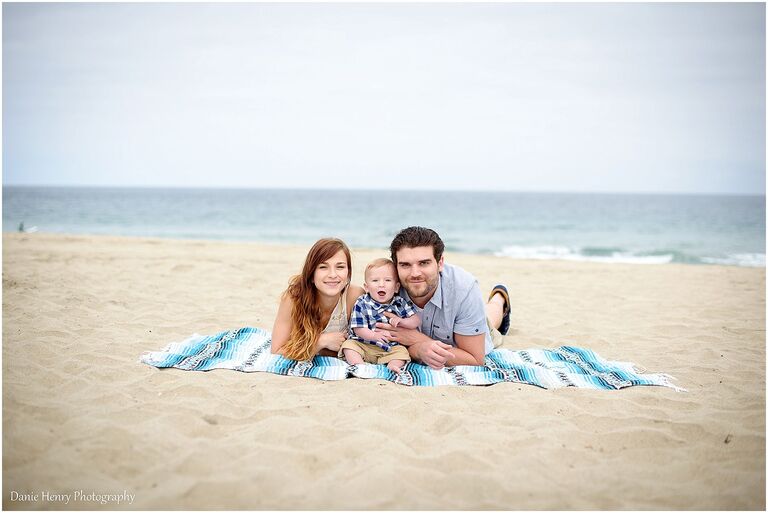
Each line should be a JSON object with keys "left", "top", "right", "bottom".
{"left": 3, "top": 2, "right": 765, "bottom": 194}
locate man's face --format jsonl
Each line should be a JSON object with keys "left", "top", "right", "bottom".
{"left": 395, "top": 246, "right": 443, "bottom": 306}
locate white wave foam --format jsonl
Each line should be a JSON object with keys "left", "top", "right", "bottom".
{"left": 700, "top": 253, "right": 766, "bottom": 268}
{"left": 494, "top": 245, "right": 674, "bottom": 265}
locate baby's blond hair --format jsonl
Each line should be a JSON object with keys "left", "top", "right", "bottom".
{"left": 364, "top": 258, "right": 397, "bottom": 281}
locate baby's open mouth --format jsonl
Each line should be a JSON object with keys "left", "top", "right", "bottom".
{"left": 377, "top": 291, "right": 387, "bottom": 297}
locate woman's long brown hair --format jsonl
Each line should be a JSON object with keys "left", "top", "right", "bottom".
{"left": 280, "top": 238, "right": 351, "bottom": 361}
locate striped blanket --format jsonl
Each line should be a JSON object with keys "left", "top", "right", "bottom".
{"left": 140, "top": 327, "right": 684, "bottom": 391}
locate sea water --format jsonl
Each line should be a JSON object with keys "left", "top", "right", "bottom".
{"left": 3, "top": 186, "right": 765, "bottom": 267}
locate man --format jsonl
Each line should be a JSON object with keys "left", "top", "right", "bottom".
{"left": 375, "top": 226, "right": 511, "bottom": 369}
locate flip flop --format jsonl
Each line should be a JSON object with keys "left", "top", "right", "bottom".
{"left": 488, "top": 284, "right": 511, "bottom": 335}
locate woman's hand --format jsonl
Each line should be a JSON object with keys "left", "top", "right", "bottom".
{"left": 318, "top": 331, "right": 346, "bottom": 353}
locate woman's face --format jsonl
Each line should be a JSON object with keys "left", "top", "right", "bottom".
{"left": 313, "top": 250, "right": 349, "bottom": 298}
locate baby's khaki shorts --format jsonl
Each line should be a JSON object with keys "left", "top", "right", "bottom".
{"left": 338, "top": 339, "right": 411, "bottom": 364}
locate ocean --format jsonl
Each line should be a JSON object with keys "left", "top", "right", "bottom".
{"left": 3, "top": 186, "right": 765, "bottom": 267}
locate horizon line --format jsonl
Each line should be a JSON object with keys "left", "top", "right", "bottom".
{"left": 2, "top": 183, "right": 766, "bottom": 197}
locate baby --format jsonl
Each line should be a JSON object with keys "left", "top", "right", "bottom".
{"left": 339, "top": 258, "right": 420, "bottom": 373}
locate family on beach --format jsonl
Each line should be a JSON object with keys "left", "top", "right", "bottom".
{"left": 142, "top": 225, "right": 683, "bottom": 390}
{"left": 271, "top": 226, "right": 512, "bottom": 370}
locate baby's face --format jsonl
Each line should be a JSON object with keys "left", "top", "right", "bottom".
{"left": 364, "top": 264, "right": 400, "bottom": 304}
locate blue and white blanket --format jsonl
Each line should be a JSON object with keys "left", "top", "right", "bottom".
{"left": 140, "top": 327, "right": 684, "bottom": 391}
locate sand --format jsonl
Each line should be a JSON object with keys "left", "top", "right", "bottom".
{"left": 2, "top": 232, "right": 765, "bottom": 510}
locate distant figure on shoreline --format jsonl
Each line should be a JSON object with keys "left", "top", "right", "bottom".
{"left": 18, "top": 222, "right": 38, "bottom": 233}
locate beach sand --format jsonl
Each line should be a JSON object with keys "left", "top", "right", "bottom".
{"left": 2, "top": 232, "right": 765, "bottom": 510}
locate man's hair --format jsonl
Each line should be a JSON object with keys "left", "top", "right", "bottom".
{"left": 390, "top": 226, "right": 445, "bottom": 264}
{"left": 364, "top": 258, "right": 397, "bottom": 281}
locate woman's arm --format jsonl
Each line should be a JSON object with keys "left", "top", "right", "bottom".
{"left": 272, "top": 293, "right": 348, "bottom": 357}
{"left": 270, "top": 295, "right": 294, "bottom": 355}
{"left": 319, "top": 284, "right": 364, "bottom": 356}
{"left": 316, "top": 334, "right": 346, "bottom": 355}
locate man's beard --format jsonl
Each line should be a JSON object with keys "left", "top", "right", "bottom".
{"left": 404, "top": 276, "right": 438, "bottom": 300}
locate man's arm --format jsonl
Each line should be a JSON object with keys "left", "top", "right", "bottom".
{"left": 450, "top": 332, "right": 485, "bottom": 366}
{"left": 377, "top": 314, "right": 485, "bottom": 368}
{"left": 409, "top": 332, "right": 483, "bottom": 367}
{"left": 447, "top": 280, "right": 488, "bottom": 366}
{"left": 374, "top": 320, "right": 450, "bottom": 369}
{"left": 389, "top": 313, "right": 421, "bottom": 329}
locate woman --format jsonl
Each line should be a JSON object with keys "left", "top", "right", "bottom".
{"left": 271, "top": 238, "right": 364, "bottom": 360}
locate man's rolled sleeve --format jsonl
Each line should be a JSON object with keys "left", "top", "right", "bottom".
{"left": 452, "top": 281, "right": 489, "bottom": 337}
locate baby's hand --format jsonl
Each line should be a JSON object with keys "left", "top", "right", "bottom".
{"left": 370, "top": 336, "right": 391, "bottom": 352}
{"left": 388, "top": 316, "right": 401, "bottom": 328}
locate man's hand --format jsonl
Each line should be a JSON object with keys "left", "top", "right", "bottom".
{"left": 375, "top": 317, "right": 422, "bottom": 346}
{"left": 370, "top": 328, "right": 392, "bottom": 340}
{"left": 410, "top": 339, "right": 454, "bottom": 370}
